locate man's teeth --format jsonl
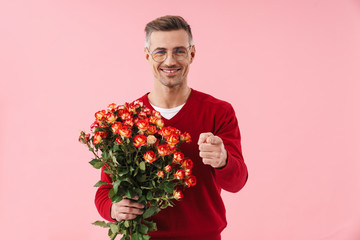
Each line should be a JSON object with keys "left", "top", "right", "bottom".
{"left": 162, "top": 69, "right": 178, "bottom": 73}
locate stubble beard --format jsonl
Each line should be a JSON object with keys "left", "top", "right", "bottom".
{"left": 158, "top": 74, "right": 185, "bottom": 89}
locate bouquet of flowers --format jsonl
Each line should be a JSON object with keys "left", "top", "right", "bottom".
{"left": 79, "top": 100, "right": 196, "bottom": 240}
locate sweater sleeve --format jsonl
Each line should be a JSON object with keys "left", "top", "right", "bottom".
{"left": 213, "top": 103, "right": 248, "bottom": 193}
{"left": 94, "top": 166, "right": 116, "bottom": 222}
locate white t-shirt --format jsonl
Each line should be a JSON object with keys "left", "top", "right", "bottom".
{"left": 150, "top": 103, "right": 185, "bottom": 120}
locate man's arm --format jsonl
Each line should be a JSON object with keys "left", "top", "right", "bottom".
{"left": 198, "top": 103, "right": 248, "bottom": 193}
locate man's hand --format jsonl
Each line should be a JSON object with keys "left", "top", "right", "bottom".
{"left": 111, "top": 196, "right": 145, "bottom": 221}
{"left": 198, "top": 132, "right": 228, "bottom": 169}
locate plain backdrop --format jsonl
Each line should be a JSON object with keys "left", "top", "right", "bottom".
{"left": 1, "top": 0, "right": 359, "bottom": 239}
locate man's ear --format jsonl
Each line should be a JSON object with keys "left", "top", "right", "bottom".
{"left": 190, "top": 45, "right": 196, "bottom": 64}
{"left": 144, "top": 47, "right": 150, "bottom": 61}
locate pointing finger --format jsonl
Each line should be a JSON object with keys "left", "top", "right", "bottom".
{"left": 198, "top": 132, "right": 214, "bottom": 145}
{"left": 206, "top": 136, "right": 223, "bottom": 145}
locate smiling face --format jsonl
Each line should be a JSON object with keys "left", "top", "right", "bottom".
{"left": 145, "top": 29, "right": 195, "bottom": 89}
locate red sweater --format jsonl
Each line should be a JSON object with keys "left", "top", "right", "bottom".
{"left": 95, "top": 89, "right": 248, "bottom": 239}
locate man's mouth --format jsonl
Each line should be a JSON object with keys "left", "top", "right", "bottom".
{"left": 160, "top": 68, "right": 181, "bottom": 73}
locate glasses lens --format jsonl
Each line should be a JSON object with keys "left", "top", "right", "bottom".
{"left": 173, "top": 47, "right": 188, "bottom": 61}
{"left": 152, "top": 49, "right": 166, "bottom": 62}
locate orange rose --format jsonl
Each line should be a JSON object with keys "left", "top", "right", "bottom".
{"left": 146, "top": 125, "right": 157, "bottom": 135}
{"left": 182, "top": 159, "right": 193, "bottom": 169}
{"left": 106, "top": 112, "right": 116, "bottom": 123}
{"left": 149, "top": 116, "right": 158, "bottom": 124}
{"left": 164, "top": 164, "right": 172, "bottom": 172}
{"left": 133, "top": 134, "right": 147, "bottom": 147}
{"left": 173, "top": 152, "right": 184, "bottom": 164}
{"left": 118, "top": 109, "right": 131, "bottom": 121}
{"left": 128, "top": 105, "right": 137, "bottom": 114}
{"left": 152, "top": 110, "right": 162, "bottom": 119}
{"left": 156, "top": 118, "right": 164, "bottom": 129}
{"left": 185, "top": 175, "right": 197, "bottom": 187}
{"left": 90, "top": 121, "right": 99, "bottom": 132}
{"left": 166, "top": 133, "right": 179, "bottom": 147}
{"left": 107, "top": 103, "right": 117, "bottom": 112}
{"left": 119, "top": 126, "right": 132, "bottom": 138}
{"left": 174, "top": 169, "right": 185, "bottom": 180}
{"left": 180, "top": 132, "right": 191, "bottom": 143}
{"left": 159, "top": 127, "right": 172, "bottom": 138}
{"left": 132, "top": 100, "right": 143, "bottom": 108}
{"left": 115, "top": 137, "right": 123, "bottom": 145}
{"left": 138, "top": 111, "right": 147, "bottom": 119}
{"left": 111, "top": 122, "right": 122, "bottom": 134}
{"left": 168, "top": 145, "right": 177, "bottom": 154}
{"left": 157, "top": 170, "right": 165, "bottom": 178}
{"left": 136, "top": 119, "right": 149, "bottom": 132}
{"left": 143, "top": 107, "right": 151, "bottom": 116}
{"left": 173, "top": 189, "right": 183, "bottom": 200}
{"left": 144, "top": 150, "right": 157, "bottom": 163}
{"left": 93, "top": 131, "right": 107, "bottom": 145}
{"left": 184, "top": 168, "right": 192, "bottom": 176}
{"left": 157, "top": 144, "right": 170, "bottom": 157}
{"left": 123, "top": 118, "right": 134, "bottom": 127}
{"left": 95, "top": 110, "right": 106, "bottom": 121}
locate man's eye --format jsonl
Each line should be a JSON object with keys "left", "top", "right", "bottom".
{"left": 154, "top": 50, "right": 166, "bottom": 54}
{"left": 174, "top": 48, "right": 186, "bottom": 54}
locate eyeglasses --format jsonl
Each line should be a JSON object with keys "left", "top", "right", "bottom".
{"left": 147, "top": 46, "right": 192, "bottom": 63}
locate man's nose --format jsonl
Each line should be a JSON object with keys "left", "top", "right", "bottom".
{"left": 163, "top": 52, "right": 177, "bottom": 66}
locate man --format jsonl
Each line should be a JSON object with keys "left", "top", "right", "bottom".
{"left": 95, "top": 15, "right": 248, "bottom": 239}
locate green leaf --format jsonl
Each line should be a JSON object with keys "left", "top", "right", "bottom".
{"left": 143, "top": 206, "right": 158, "bottom": 219}
{"left": 103, "top": 167, "right": 112, "bottom": 174}
{"left": 164, "top": 182, "right": 174, "bottom": 193}
{"left": 139, "top": 223, "right": 149, "bottom": 234}
{"left": 108, "top": 228, "right": 113, "bottom": 237}
{"left": 113, "top": 180, "right": 121, "bottom": 194}
{"left": 109, "top": 223, "right": 120, "bottom": 234}
{"left": 146, "top": 191, "right": 153, "bottom": 201}
{"left": 118, "top": 168, "right": 129, "bottom": 176}
{"left": 136, "top": 174, "right": 147, "bottom": 182}
{"left": 125, "top": 189, "right": 133, "bottom": 199}
{"left": 134, "top": 167, "right": 139, "bottom": 176}
{"left": 108, "top": 188, "right": 115, "bottom": 198}
{"left": 134, "top": 188, "right": 143, "bottom": 197}
{"left": 112, "top": 195, "right": 123, "bottom": 203}
{"left": 89, "top": 159, "right": 104, "bottom": 169}
{"left": 142, "top": 235, "right": 150, "bottom": 240}
{"left": 139, "top": 161, "right": 146, "bottom": 171}
{"left": 93, "top": 180, "right": 109, "bottom": 187}
{"left": 124, "top": 220, "right": 129, "bottom": 228}
{"left": 113, "top": 144, "right": 121, "bottom": 151}
{"left": 139, "top": 195, "right": 146, "bottom": 203}
{"left": 143, "top": 220, "right": 157, "bottom": 232}
{"left": 92, "top": 221, "right": 109, "bottom": 228}
{"left": 132, "top": 232, "right": 140, "bottom": 240}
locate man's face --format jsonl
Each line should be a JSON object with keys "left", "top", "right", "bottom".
{"left": 145, "top": 29, "right": 195, "bottom": 88}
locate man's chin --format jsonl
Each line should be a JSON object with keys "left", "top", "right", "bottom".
{"left": 159, "top": 77, "right": 183, "bottom": 88}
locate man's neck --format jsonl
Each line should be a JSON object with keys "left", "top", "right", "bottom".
{"left": 148, "top": 84, "right": 191, "bottom": 109}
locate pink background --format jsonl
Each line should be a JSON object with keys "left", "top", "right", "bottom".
{"left": 1, "top": 0, "right": 359, "bottom": 239}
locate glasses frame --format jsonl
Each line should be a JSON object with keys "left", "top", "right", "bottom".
{"left": 146, "top": 45, "right": 193, "bottom": 63}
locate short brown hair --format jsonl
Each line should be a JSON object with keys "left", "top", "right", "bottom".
{"left": 144, "top": 15, "right": 193, "bottom": 48}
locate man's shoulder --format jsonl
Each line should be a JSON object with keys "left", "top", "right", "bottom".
{"left": 192, "top": 89, "right": 233, "bottom": 109}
